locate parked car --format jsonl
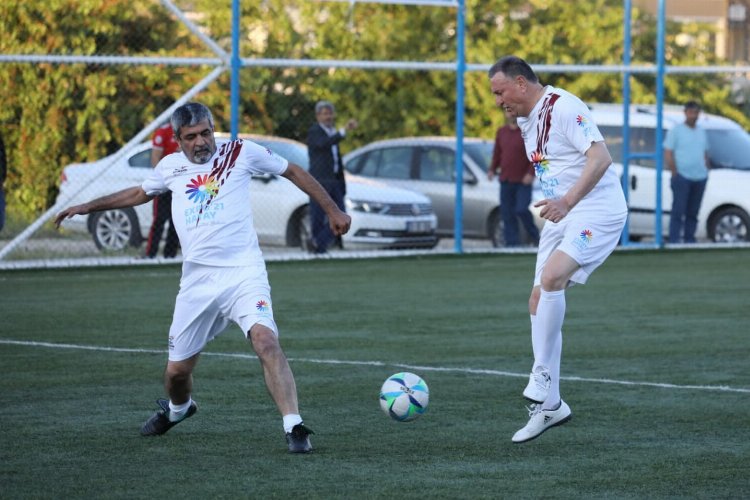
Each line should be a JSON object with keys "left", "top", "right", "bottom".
{"left": 589, "top": 103, "right": 750, "bottom": 243}
{"left": 343, "top": 136, "right": 542, "bottom": 245}
{"left": 56, "top": 134, "right": 438, "bottom": 252}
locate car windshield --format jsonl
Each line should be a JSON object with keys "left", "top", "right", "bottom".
{"left": 250, "top": 138, "right": 309, "bottom": 170}
{"left": 706, "top": 129, "right": 750, "bottom": 170}
{"left": 464, "top": 142, "right": 494, "bottom": 173}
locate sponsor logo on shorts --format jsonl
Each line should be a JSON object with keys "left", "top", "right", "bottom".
{"left": 168, "top": 336, "right": 175, "bottom": 350}
{"left": 572, "top": 229, "right": 593, "bottom": 250}
{"left": 256, "top": 300, "right": 270, "bottom": 313}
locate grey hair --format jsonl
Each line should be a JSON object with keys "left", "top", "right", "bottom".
{"left": 171, "top": 102, "right": 214, "bottom": 137}
{"left": 315, "top": 100, "right": 335, "bottom": 114}
{"left": 488, "top": 56, "right": 539, "bottom": 84}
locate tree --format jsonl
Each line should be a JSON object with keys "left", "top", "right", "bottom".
{"left": 0, "top": 0, "right": 206, "bottom": 220}
{"left": 0, "top": 0, "right": 741, "bottom": 222}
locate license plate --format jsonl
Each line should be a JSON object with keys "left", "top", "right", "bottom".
{"left": 406, "top": 221, "right": 432, "bottom": 233}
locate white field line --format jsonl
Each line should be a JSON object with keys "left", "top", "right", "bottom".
{"left": 2, "top": 338, "right": 749, "bottom": 395}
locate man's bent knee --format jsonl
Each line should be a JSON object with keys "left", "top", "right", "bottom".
{"left": 249, "top": 323, "right": 283, "bottom": 359}
{"left": 540, "top": 250, "right": 579, "bottom": 291}
{"left": 165, "top": 355, "right": 198, "bottom": 379}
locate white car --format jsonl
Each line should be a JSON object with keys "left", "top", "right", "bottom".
{"left": 589, "top": 103, "right": 750, "bottom": 243}
{"left": 56, "top": 134, "right": 438, "bottom": 252}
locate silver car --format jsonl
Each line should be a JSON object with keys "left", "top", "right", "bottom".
{"left": 344, "top": 136, "right": 541, "bottom": 245}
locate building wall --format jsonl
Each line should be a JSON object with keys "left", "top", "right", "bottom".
{"left": 633, "top": 0, "right": 748, "bottom": 62}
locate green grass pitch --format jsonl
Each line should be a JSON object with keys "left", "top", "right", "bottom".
{"left": 1, "top": 249, "right": 749, "bottom": 498}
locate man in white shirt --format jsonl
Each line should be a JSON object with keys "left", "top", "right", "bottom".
{"left": 489, "top": 56, "right": 628, "bottom": 443}
{"left": 55, "top": 102, "right": 351, "bottom": 453}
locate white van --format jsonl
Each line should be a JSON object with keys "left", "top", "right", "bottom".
{"left": 589, "top": 103, "right": 750, "bottom": 243}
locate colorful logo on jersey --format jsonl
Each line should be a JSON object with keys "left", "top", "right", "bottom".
{"left": 531, "top": 151, "right": 549, "bottom": 176}
{"left": 577, "top": 114, "right": 596, "bottom": 138}
{"left": 256, "top": 300, "right": 269, "bottom": 312}
{"left": 185, "top": 174, "right": 219, "bottom": 203}
{"left": 572, "top": 228, "right": 593, "bottom": 251}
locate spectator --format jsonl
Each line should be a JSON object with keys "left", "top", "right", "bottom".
{"left": 664, "top": 101, "right": 710, "bottom": 244}
{"left": 488, "top": 109, "right": 540, "bottom": 247}
{"left": 306, "top": 100, "right": 357, "bottom": 254}
{"left": 144, "top": 122, "right": 181, "bottom": 258}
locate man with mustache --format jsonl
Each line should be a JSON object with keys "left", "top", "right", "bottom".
{"left": 55, "top": 102, "right": 351, "bottom": 453}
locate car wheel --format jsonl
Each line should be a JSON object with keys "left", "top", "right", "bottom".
{"left": 489, "top": 209, "right": 503, "bottom": 247}
{"left": 707, "top": 207, "right": 750, "bottom": 243}
{"left": 91, "top": 208, "right": 141, "bottom": 251}
{"left": 286, "top": 205, "right": 312, "bottom": 250}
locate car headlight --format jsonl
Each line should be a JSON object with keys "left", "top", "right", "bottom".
{"left": 346, "top": 199, "right": 389, "bottom": 214}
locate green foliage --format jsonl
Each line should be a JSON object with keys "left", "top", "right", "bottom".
{"left": 0, "top": 0, "right": 743, "bottom": 220}
{"left": 0, "top": 0, "right": 205, "bottom": 219}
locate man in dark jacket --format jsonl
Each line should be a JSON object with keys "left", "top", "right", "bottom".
{"left": 306, "top": 101, "right": 357, "bottom": 253}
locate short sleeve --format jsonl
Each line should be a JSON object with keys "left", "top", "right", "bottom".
{"left": 141, "top": 167, "right": 168, "bottom": 196}
{"left": 243, "top": 140, "right": 289, "bottom": 175}
{"left": 663, "top": 128, "right": 676, "bottom": 150}
{"left": 559, "top": 98, "right": 604, "bottom": 155}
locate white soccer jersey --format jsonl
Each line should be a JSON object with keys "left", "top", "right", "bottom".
{"left": 518, "top": 86, "right": 626, "bottom": 215}
{"left": 142, "top": 139, "right": 288, "bottom": 266}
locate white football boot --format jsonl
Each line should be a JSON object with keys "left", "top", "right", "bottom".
{"left": 522, "top": 366, "right": 551, "bottom": 403}
{"left": 511, "top": 400, "right": 572, "bottom": 443}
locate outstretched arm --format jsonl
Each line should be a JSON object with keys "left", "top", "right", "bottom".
{"left": 54, "top": 186, "right": 153, "bottom": 228}
{"left": 281, "top": 163, "right": 351, "bottom": 236}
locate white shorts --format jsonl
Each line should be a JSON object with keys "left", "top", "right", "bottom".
{"left": 167, "top": 262, "right": 279, "bottom": 361}
{"left": 534, "top": 210, "right": 627, "bottom": 287}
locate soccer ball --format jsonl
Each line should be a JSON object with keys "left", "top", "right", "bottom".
{"left": 379, "top": 372, "right": 429, "bottom": 422}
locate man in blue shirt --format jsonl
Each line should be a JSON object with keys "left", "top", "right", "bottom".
{"left": 664, "top": 101, "right": 710, "bottom": 243}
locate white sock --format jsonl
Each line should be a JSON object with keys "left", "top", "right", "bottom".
{"left": 168, "top": 398, "right": 193, "bottom": 422}
{"left": 542, "top": 333, "right": 562, "bottom": 411}
{"left": 530, "top": 314, "right": 544, "bottom": 372}
{"left": 535, "top": 288, "right": 565, "bottom": 409}
{"left": 535, "top": 288, "right": 565, "bottom": 367}
{"left": 283, "top": 414, "right": 303, "bottom": 433}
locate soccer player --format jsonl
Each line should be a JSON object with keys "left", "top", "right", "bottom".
{"left": 54, "top": 102, "right": 351, "bottom": 453}
{"left": 488, "top": 56, "right": 627, "bottom": 442}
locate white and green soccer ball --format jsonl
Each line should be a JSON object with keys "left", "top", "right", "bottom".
{"left": 379, "top": 372, "right": 429, "bottom": 422}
